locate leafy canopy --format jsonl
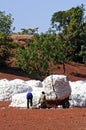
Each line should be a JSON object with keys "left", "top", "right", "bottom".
{"left": 0, "top": 11, "right": 14, "bottom": 65}
{"left": 15, "top": 33, "right": 66, "bottom": 80}
{"left": 0, "top": 11, "right": 14, "bottom": 34}
{"left": 51, "top": 4, "right": 86, "bottom": 63}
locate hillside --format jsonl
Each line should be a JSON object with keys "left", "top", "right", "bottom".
{"left": 0, "top": 62, "right": 86, "bottom": 81}
{"left": 0, "top": 34, "right": 86, "bottom": 81}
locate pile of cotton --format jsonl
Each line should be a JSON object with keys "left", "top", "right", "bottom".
{"left": 0, "top": 79, "right": 29, "bottom": 100}
{"left": 69, "top": 80, "right": 86, "bottom": 107}
{"left": 10, "top": 75, "right": 71, "bottom": 108}
{"left": 43, "top": 75, "right": 71, "bottom": 100}
{"left": 0, "top": 79, "right": 42, "bottom": 101}
{"left": 10, "top": 80, "right": 43, "bottom": 107}
{"left": 0, "top": 75, "right": 86, "bottom": 108}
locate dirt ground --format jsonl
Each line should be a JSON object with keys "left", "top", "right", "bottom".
{"left": 0, "top": 102, "right": 86, "bottom": 130}
{"left": 0, "top": 62, "right": 86, "bottom": 130}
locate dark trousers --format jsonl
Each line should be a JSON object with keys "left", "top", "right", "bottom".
{"left": 40, "top": 102, "right": 46, "bottom": 108}
{"left": 27, "top": 97, "right": 33, "bottom": 108}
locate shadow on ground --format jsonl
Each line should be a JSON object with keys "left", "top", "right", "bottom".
{"left": 70, "top": 72, "right": 86, "bottom": 79}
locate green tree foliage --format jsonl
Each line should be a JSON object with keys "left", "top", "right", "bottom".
{"left": 0, "top": 11, "right": 14, "bottom": 34}
{"left": 20, "top": 27, "right": 39, "bottom": 34}
{"left": 0, "top": 11, "right": 15, "bottom": 66}
{"left": 0, "top": 32, "right": 14, "bottom": 65}
{"left": 51, "top": 4, "right": 86, "bottom": 63}
{"left": 15, "top": 33, "right": 65, "bottom": 80}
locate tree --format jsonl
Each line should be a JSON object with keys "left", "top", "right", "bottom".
{"left": 0, "top": 11, "right": 14, "bottom": 34}
{"left": 15, "top": 33, "right": 65, "bottom": 80}
{"left": 51, "top": 4, "right": 86, "bottom": 63}
{"left": 0, "top": 11, "right": 15, "bottom": 66}
{"left": 0, "top": 32, "right": 15, "bottom": 66}
{"left": 21, "top": 27, "right": 39, "bottom": 34}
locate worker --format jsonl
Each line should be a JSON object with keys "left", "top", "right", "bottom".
{"left": 39, "top": 91, "right": 46, "bottom": 108}
{"left": 26, "top": 92, "right": 33, "bottom": 109}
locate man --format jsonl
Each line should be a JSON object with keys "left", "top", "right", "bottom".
{"left": 39, "top": 91, "right": 46, "bottom": 108}
{"left": 26, "top": 92, "right": 33, "bottom": 109}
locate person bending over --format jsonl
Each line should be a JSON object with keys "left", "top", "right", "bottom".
{"left": 26, "top": 92, "right": 33, "bottom": 109}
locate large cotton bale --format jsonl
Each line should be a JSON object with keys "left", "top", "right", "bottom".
{"left": 42, "top": 75, "right": 71, "bottom": 100}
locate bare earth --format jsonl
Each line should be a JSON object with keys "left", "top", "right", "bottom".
{"left": 0, "top": 62, "right": 86, "bottom": 130}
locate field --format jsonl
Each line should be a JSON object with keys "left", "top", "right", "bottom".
{"left": 0, "top": 62, "right": 86, "bottom": 130}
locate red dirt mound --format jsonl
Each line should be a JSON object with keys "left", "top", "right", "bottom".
{"left": 0, "top": 62, "right": 86, "bottom": 81}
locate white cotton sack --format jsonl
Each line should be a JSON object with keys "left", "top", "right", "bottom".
{"left": 43, "top": 75, "right": 71, "bottom": 100}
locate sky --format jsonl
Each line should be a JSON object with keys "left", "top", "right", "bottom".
{"left": 0, "top": 0, "right": 86, "bottom": 33}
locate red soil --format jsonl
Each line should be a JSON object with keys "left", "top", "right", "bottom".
{"left": 0, "top": 103, "right": 86, "bottom": 130}
{"left": 0, "top": 62, "right": 86, "bottom": 81}
{"left": 0, "top": 62, "right": 86, "bottom": 130}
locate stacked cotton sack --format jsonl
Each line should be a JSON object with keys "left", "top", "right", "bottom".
{"left": 43, "top": 75, "right": 71, "bottom": 100}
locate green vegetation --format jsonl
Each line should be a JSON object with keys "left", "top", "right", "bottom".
{"left": 0, "top": 11, "right": 16, "bottom": 65}
{"left": 51, "top": 4, "right": 86, "bottom": 63}
{"left": 15, "top": 34, "right": 66, "bottom": 80}
{"left": 0, "top": 4, "right": 86, "bottom": 80}
{"left": 0, "top": 11, "right": 14, "bottom": 34}
{"left": 20, "top": 27, "right": 38, "bottom": 34}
